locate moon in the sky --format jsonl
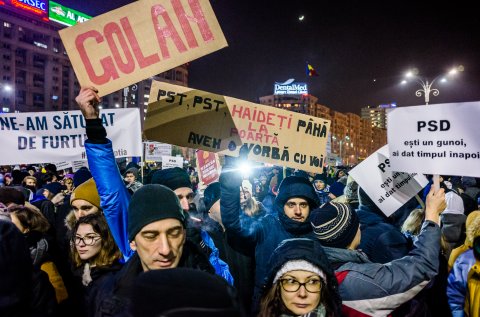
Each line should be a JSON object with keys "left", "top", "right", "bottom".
{"left": 298, "top": 15, "right": 305, "bottom": 21}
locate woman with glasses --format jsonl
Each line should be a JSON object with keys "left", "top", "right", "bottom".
{"left": 258, "top": 238, "right": 341, "bottom": 317}
{"left": 71, "top": 213, "right": 122, "bottom": 316}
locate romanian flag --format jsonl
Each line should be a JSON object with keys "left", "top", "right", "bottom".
{"left": 306, "top": 62, "right": 319, "bottom": 77}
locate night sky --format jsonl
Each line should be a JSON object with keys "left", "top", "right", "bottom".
{"left": 59, "top": 0, "right": 480, "bottom": 113}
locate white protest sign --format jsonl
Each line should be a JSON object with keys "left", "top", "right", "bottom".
{"left": 349, "top": 145, "right": 428, "bottom": 217}
{"left": 144, "top": 142, "right": 172, "bottom": 162}
{"left": 72, "top": 160, "right": 89, "bottom": 172}
{"left": 54, "top": 161, "right": 73, "bottom": 171}
{"left": 388, "top": 101, "right": 480, "bottom": 177}
{"left": 161, "top": 155, "right": 184, "bottom": 169}
{"left": 0, "top": 109, "right": 142, "bottom": 164}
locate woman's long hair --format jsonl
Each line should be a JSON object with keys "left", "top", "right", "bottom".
{"left": 70, "top": 213, "right": 121, "bottom": 268}
{"left": 258, "top": 277, "right": 340, "bottom": 317}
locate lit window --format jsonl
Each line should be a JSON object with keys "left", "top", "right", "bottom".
{"left": 3, "top": 22, "right": 11, "bottom": 28}
{"left": 34, "top": 42, "right": 48, "bottom": 49}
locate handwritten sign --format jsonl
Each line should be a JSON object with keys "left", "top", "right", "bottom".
{"left": 349, "top": 145, "right": 428, "bottom": 217}
{"left": 196, "top": 150, "right": 220, "bottom": 185}
{"left": 0, "top": 109, "right": 142, "bottom": 164}
{"left": 145, "top": 82, "right": 331, "bottom": 173}
{"left": 59, "top": 0, "right": 227, "bottom": 97}
{"left": 388, "top": 101, "right": 480, "bottom": 177}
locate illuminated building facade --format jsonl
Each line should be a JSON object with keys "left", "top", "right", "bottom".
{"left": 260, "top": 85, "right": 387, "bottom": 165}
{"left": 360, "top": 103, "right": 397, "bottom": 129}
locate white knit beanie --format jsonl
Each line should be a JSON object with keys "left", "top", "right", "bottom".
{"left": 273, "top": 259, "right": 326, "bottom": 285}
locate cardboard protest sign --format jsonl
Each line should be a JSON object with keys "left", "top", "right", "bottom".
{"left": 388, "top": 101, "right": 480, "bottom": 177}
{"left": 145, "top": 81, "right": 241, "bottom": 152}
{"left": 144, "top": 141, "right": 172, "bottom": 162}
{"left": 0, "top": 109, "right": 142, "bottom": 165}
{"left": 59, "top": 0, "right": 227, "bottom": 97}
{"left": 145, "top": 82, "right": 331, "bottom": 173}
{"left": 162, "top": 155, "right": 184, "bottom": 169}
{"left": 349, "top": 145, "right": 428, "bottom": 217}
{"left": 196, "top": 150, "right": 220, "bottom": 185}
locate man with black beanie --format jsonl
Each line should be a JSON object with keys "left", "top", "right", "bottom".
{"left": 151, "top": 167, "right": 234, "bottom": 285}
{"left": 90, "top": 184, "right": 214, "bottom": 316}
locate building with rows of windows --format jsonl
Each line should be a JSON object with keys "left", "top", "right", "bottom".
{"left": 0, "top": 3, "right": 188, "bottom": 124}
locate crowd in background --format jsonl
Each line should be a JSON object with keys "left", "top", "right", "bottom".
{"left": 0, "top": 87, "right": 479, "bottom": 317}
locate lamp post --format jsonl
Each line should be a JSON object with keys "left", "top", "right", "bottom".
{"left": 401, "top": 66, "right": 463, "bottom": 105}
{"left": 333, "top": 135, "right": 350, "bottom": 165}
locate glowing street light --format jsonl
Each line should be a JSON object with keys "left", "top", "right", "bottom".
{"left": 1, "top": 83, "right": 13, "bottom": 92}
{"left": 401, "top": 66, "right": 463, "bottom": 105}
{"left": 332, "top": 135, "right": 350, "bottom": 165}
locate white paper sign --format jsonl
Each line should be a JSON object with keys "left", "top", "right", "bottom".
{"left": 144, "top": 142, "right": 172, "bottom": 162}
{"left": 161, "top": 156, "right": 184, "bottom": 169}
{"left": 349, "top": 145, "right": 428, "bottom": 217}
{"left": 0, "top": 109, "right": 142, "bottom": 164}
{"left": 72, "top": 160, "right": 89, "bottom": 172}
{"left": 387, "top": 101, "right": 480, "bottom": 177}
{"left": 54, "top": 161, "right": 73, "bottom": 171}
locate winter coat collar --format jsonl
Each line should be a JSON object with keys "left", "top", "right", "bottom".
{"left": 322, "top": 246, "right": 371, "bottom": 268}
{"left": 278, "top": 210, "right": 312, "bottom": 235}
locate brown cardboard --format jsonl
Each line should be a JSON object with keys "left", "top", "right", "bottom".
{"left": 59, "top": 0, "right": 228, "bottom": 97}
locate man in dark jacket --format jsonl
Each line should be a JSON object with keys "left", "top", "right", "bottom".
{"left": 357, "top": 187, "right": 410, "bottom": 263}
{"left": 220, "top": 158, "right": 320, "bottom": 313}
{"left": 91, "top": 184, "right": 214, "bottom": 316}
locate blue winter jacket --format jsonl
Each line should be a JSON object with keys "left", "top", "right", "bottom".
{"left": 85, "top": 140, "right": 233, "bottom": 284}
{"left": 220, "top": 171, "right": 319, "bottom": 309}
{"left": 447, "top": 249, "right": 477, "bottom": 317}
{"left": 357, "top": 204, "right": 410, "bottom": 263}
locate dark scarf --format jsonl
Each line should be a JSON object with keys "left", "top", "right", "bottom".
{"left": 278, "top": 209, "right": 312, "bottom": 235}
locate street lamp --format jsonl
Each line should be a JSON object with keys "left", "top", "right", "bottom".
{"left": 400, "top": 66, "right": 463, "bottom": 105}
{"left": 332, "top": 135, "right": 350, "bottom": 165}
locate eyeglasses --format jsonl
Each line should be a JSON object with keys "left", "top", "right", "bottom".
{"left": 280, "top": 278, "right": 322, "bottom": 293}
{"left": 75, "top": 235, "right": 101, "bottom": 246}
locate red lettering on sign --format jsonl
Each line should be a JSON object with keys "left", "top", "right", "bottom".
{"left": 120, "top": 17, "right": 160, "bottom": 68}
{"left": 172, "top": 0, "right": 214, "bottom": 48}
{"left": 151, "top": 4, "right": 188, "bottom": 59}
{"left": 73, "top": 1, "right": 217, "bottom": 86}
{"left": 75, "top": 30, "right": 119, "bottom": 85}
{"left": 104, "top": 22, "right": 136, "bottom": 74}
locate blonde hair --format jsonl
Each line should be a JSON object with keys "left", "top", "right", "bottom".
{"left": 401, "top": 208, "right": 425, "bottom": 236}
{"left": 466, "top": 214, "right": 480, "bottom": 247}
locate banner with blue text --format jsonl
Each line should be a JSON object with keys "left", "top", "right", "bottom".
{"left": 0, "top": 108, "right": 142, "bottom": 164}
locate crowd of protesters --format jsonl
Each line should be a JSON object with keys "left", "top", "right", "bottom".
{"left": 0, "top": 86, "right": 479, "bottom": 317}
